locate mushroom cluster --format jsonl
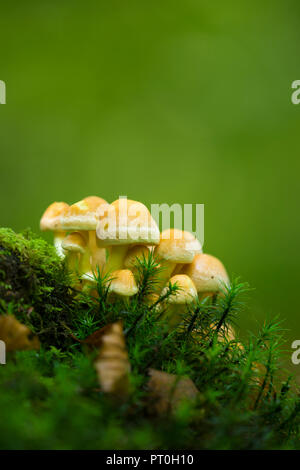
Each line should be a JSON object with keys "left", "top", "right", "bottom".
{"left": 40, "top": 197, "right": 229, "bottom": 319}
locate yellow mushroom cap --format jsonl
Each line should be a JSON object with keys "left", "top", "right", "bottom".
{"left": 182, "top": 253, "right": 229, "bottom": 294}
{"left": 162, "top": 274, "right": 198, "bottom": 304}
{"left": 96, "top": 199, "right": 160, "bottom": 246}
{"left": 155, "top": 229, "right": 202, "bottom": 264}
{"left": 108, "top": 269, "right": 138, "bottom": 297}
{"left": 124, "top": 245, "right": 150, "bottom": 270}
{"left": 61, "top": 196, "right": 108, "bottom": 231}
{"left": 61, "top": 232, "right": 86, "bottom": 254}
{"left": 40, "top": 202, "right": 69, "bottom": 231}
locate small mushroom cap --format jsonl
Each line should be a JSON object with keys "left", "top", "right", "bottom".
{"left": 193, "top": 323, "right": 238, "bottom": 345}
{"left": 209, "top": 323, "right": 236, "bottom": 342}
{"left": 124, "top": 245, "right": 150, "bottom": 270}
{"left": 81, "top": 271, "right": 97, "bottom": 284}
{"left": 96, "top": 199, "right": 160, "bottom": 246}
{"left": 108, "top": 269, "right": 138, "bottom": 297}
{"left": 162, "top": 274, "right": 198, "bottom": 304}
{"left": 40, "top": 202, "right": 69, "bottom": 231}
{"left": 61, "top": 196, "right": 108, "bottom": 231}
{"left": 62, "top": 232, "right": 86, "bottom": 254}
{"left": 223, "top": 324, "right": 236, "bottom": 342}
{"left": 182, "top": 253, "right": 229, "bottom": 293}
{"left": 155, "top": 229, "right": 202, "bottom": 264}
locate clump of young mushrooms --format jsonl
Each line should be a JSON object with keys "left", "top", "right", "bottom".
{"left": 40, "top": 197, "right": 230, "bottom": 332}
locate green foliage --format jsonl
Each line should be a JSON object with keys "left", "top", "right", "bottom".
{"left": 134, "top": 250, "right": 163, "bottom": 301}
{"left": 0, "top": 228, "right": 300, "bottom": 450}
{"left": 0, "top": 228, "right": 88, "bottom": 348}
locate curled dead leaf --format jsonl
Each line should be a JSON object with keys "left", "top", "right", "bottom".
{"left": 78, "top": 324, "right": 113, "bottom": 350}
{"left": 147, "top": 368, "right": 199, "bottom": 415}
{"left": 0, "top": 315, "right": 40, "bottom": 352}
{"left": 94, "top": 321, "right": 130, "bottom": 397}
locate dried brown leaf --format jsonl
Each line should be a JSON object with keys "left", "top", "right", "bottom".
{"left": 147, "top": 368, "right": 199, "bottom": 415}
{"left": 94, "top": 321, "right": 130, "bottom": 397}
{"left": 80, "top": 324, "right": 112, "bottom": 349}
{"left": 0, "top": 315, "right": 40, "bottom": 352}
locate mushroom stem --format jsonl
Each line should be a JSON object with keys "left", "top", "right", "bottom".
{"left": 66, "top": 252, "right": 80, "bottom": 272}
{"left": 124, "top": 245, "right": 150, "bottom": 277}
{"left": 80, "top": 249, "right": 92, "bottom": 274}
{"left": 88, "top": 230, "right": 97, "bottom": 253}
{"left": 161, "top": 304, "right": 185, "bottom": 329}
{"left": 107, "top": 292, "right": 131, "bottom": 307}
{"left": 103, "top": 245, "right": 129, "bottom": 273}
{"left": 53, "top": 231, "right": 67, "bottom": 259}
{"left": 88, "top": 231, "right": 106, "bottom": 272}
{"left": 172, "top": 263, "right": 185, "bottom": 275}
{"left": 154, "top": 259, "right": 177, "bottom": 293}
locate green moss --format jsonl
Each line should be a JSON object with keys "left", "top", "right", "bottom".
{"left": 0, "top": 228, "right": 300, "bottom": 450}
{"left": 0, "top": 228, "right": 87, "bottom": 348}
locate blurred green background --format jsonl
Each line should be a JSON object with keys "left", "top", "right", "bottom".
{"left": 1, "top": 1, "right": 300, "bottom": 367}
